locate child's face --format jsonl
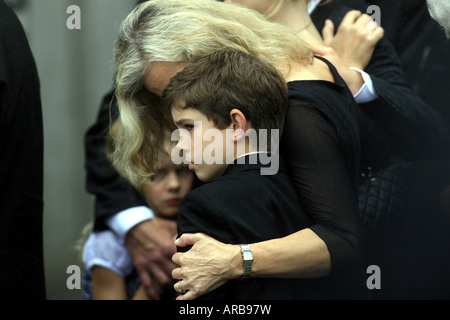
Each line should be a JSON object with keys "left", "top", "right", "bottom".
{"left": 171, "top": 106, "right": 231, "bottom": 182}
{"left": 141, "top": 159, "right": 194, "bottom": 218}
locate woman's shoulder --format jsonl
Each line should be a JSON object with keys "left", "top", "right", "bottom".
{"left": 286, "top": 57, "right": 336, "bottom": 82}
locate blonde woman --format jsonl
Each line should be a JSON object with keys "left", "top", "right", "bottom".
{"left": 112, "top": 0, "right": 371, "bottom": 299}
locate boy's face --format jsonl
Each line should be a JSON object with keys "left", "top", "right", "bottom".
{"left": 171, "top": 106, "right": 231, "bottom": 182}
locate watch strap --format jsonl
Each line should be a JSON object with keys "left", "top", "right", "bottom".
{"left": 239, "top": 244, "right": 253, "bottom": 279}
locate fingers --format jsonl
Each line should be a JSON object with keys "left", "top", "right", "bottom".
{"left": 354, "top": 12, "right": 372, "bottom": 29}
{"left": 172, "top": 252, "right": 182, "bottom": 267}
{"left": 340, "top": 10, "right": 382, "bottom": 34}
{"left": 138, "top": 268, "right": 152, "bottom": 289}
{"left": 341, "top": 10, "right": 363, "bottom": 26}
{"left": 137, "top": 270, "right": 160, "bottom": 300}
{"left": 370, "top": 24, "right": 384, "bottom": 42}
{"left": 176, "top": 290, "right": 197, "bottom": 300}
{"left": 175, "top": 232, "right": 206, "bottom": 247}
{"left": 321, "top": 19, "right": 335, "bottom": 45}
{"left": 173, "top": 280, "right": 199, "bottom": 300}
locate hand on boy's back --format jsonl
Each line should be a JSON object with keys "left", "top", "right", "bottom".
{"left": 126, "top": 217, "right": 178, "bottom": 299}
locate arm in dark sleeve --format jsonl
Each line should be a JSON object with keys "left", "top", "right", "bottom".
{"left": 312, "top": 2, "right": 449, "bottom": 159}
{"left": 282, "top": 103, "right": 365, "bottom": 271}
{"left": 362, "top": 39, "right": 450, "bottom": 159}
{"left": 84, "top": 89, "right": 146, "bottom": 230}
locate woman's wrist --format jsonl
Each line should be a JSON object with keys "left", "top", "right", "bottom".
{"left": 228, "top": 244, "right": 245, "bottom": 279}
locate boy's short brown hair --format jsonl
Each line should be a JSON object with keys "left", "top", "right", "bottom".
{"left": 163, "top": 49, "right": 288, "bottom": 134}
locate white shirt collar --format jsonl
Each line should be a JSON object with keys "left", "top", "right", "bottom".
{"left": 236, "top": 151, "right": 268, "bottom": 160}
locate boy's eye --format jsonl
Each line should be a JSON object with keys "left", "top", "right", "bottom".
{"left": 185, "top": 124, "right": 194, "bottom": 131}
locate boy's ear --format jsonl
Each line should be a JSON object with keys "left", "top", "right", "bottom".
{"left": 229, "top": 108, "right": 247, "bottom": 142}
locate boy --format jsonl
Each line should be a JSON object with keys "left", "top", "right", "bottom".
{"left": 163, "top": 50, "right": 314, "bottom": 299}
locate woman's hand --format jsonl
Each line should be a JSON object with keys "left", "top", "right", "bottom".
{"left": 171, "top": 233, "right": 242, "bottom": 300}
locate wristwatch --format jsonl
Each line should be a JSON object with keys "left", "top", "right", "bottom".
{"left": 239, "top": 244, "right": 253, "bottom": 279}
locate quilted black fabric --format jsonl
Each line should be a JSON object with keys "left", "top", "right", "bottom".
{"left": 358, "top": 162, "right": 411, "bottom": 250}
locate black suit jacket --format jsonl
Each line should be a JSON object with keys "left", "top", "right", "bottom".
{"left": 312, "top": 0, "right": 450, "bottom": 160}
{"left": 0, "top": 0, "right": 45, "bottom": 299}
{"left": 177, "top": 155, "right": 369, "bottom": 300}
{"left": 366, "top": 0, "right": 450, "bottom": 139}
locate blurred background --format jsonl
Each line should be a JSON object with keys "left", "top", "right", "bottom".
{"left": 6, "top": 0, "right": 136, "bottom": 299}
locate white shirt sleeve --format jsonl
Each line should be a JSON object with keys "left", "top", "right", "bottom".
{"left": 82, "top": 230, "right": 134, "bottom": 277}
{"left": 106, "top": 206, "right": 155, "bottom": 240}
{"left": 349, "top": 67, "right": 378, "bottom": 104}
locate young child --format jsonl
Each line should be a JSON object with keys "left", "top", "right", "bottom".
{"left": 163, "top": 49, "right": 315, "bottom": 299}
{"left": 81, "top": 122, "right": 194, "bottom": 300}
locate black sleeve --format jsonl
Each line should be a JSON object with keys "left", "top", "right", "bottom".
{"left": 84, "top": 89, "right": 146, "bottom": 230}
{"left": 312, "top": 2, "right": 450, "bottom": 160}
{"left": 177, "top": 189, "right": 234, "bottom": 247}
{"left": 282, "top": 103, "right": 365, "bottom": 271}
{"left": 176, "top": 190, "right": 234, "bottom": 300}
{"left": 361, "top": 38, "right": 450, "bottom": 159}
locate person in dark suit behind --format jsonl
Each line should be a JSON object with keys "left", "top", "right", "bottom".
{"left": 315, "top": 0, "right": 450, "bottom": 298}
{"left": 164, "top": 49, "right": 369, "bottom": 300}
{"left": 311, "top": 0, "right": 449, "bottom": 160}
{"left": 0, "top": 0, "right": 45, "bottom": 299}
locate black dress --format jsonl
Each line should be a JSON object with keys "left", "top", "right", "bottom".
{"left": 281, "top": 56, "right": 374, "bottom": 299}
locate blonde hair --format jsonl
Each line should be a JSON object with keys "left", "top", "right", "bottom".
{"left": 112, "top": 0, "right": 313, "bottom": 186}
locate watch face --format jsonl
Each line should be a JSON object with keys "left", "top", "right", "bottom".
{"left": 243, "top": 251, "right": 253, "bottom": 260}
